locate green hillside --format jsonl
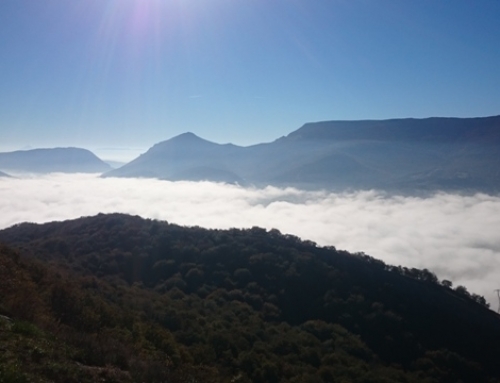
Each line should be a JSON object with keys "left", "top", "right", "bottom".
{"left": 1, "top": 213, "right": 499, "bottom": 383}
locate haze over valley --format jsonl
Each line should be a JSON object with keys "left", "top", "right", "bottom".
{"left": 1, "top": 170, "right": 500, "bottom": 308}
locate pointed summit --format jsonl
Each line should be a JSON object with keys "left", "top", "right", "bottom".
{"left": 146, "top": 132, "right": 217, "bottom": 155}
{"left": 174, "top": 131, "right": 200, "bottom": 139}
{"left": 102, "top": 132, "right": 242, "bottom": 181}
{"left": 170, "top": 132, "right": 204, "bottom": 142}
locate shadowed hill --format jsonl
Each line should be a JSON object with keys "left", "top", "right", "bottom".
{"left": 1, "top": 213, "right": 499, "bottom": 382}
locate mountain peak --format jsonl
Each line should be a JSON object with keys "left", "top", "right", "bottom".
{"left": 176, "top": 131, "right": 198, "bottom": 138}
{"left": 171, "top": 132, "right": 205, "bottom": 142}
{"left": 148, "top": 132, "right": 217, "bottom": 153}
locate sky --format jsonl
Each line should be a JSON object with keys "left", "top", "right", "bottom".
{"left": 1, "top": 0, "right": 500, "bottom": 159}
{"left": 1, "top": 174, "right": 500, "bottom": 308}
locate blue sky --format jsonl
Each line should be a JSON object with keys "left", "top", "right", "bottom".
{"left": 1, "top": 0, "right": 499, "bottom": 158}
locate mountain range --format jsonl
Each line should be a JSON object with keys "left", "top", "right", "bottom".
{"left": 0, "top": 147, "right": 111, "bottom": 174}
{"left": 2, "top": 116, "right": 499, "bottom": 193}
{"left": 104, "top": 115, "right": 500, "bottom": 193}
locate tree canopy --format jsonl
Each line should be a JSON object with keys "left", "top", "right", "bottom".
{"left": 0, "top": 213, "right": 499, "bottom": 383}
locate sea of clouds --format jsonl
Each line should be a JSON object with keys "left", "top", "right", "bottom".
{"left": 1, "top": 173, "right": 500, "bottom": 307}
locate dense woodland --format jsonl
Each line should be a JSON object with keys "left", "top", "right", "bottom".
{"left": 1, "top": 213, "right": 500, "bottom": 383}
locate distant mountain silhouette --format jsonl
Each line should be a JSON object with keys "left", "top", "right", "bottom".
{"left": 284, "top": 116, "right": 500, "bottom": 143}
{"left": 104, "top": 116, "right": 500, "bottom": 193}
{"left": 104, "top": 132, "right": 244, "bottom": 183}
{"left": 0, "top": 170, "right": 11, "bottom": 177}
{"left": 0, "top": 147, "right": 111, "bottom": 174}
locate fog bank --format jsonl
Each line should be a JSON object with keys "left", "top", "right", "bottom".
{"left": 1, "top": 173, "right": 499, "bottom": 307}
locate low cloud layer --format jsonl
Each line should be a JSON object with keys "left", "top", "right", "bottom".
{"left": 1, "top": 173, "right": 500, "bottom": 307}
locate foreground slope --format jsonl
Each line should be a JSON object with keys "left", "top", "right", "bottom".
{"left": 0, "top": 147, "right": 112, "bottom": 174}
{"left": 1, "top": 213, "right": 499, "bottom": 382}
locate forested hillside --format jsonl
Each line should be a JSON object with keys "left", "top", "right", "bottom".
{"left": 1, "top": 213, "right": 499, "bottom": 383}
